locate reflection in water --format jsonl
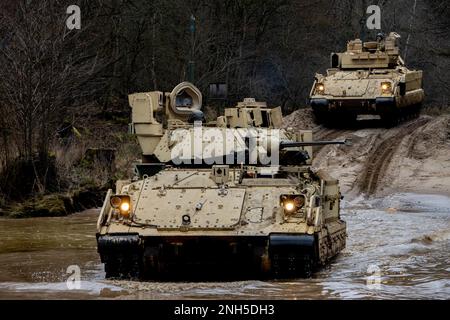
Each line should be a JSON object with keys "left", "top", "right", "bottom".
{"left": 0, "top": 193, "right": 448, "bottom": 299}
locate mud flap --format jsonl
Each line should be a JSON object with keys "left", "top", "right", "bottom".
{"left": 310, "top": 99, "right": 330, "bottom": 125}
{"left": 97, "top": 234, "right": 141, "bottom": 252}
{"left": 376, "top": 97, "right": 395, "bottom": 112}
{"left": 269, "top": 233, "right": 315, "bottom": 278}
{"left": 97, "top": 234, "right": 143, "bottom": 279}
{"left": 376, "top": 97, "right": 399, "bottom": 127}
{"left": 310, "top": 98, "right": 329, "bottom": 119}
{"left": 310, "top": 98, "right": 329, "bottom": 110}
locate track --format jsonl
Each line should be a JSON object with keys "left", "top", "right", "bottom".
{"left": 358, "top": 117, "right": 431, "bottom": 195}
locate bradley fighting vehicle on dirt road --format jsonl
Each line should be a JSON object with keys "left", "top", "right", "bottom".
{"left": 309, "top": 32, "right": 424, "bottom": 126}
{"left": 96, "top": 82, "right": 348, "bottom": 279}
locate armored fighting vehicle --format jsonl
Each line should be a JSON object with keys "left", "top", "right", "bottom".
{"left": 96, "top": 82, "right": 347, "bottom": 279}
{"left": 309, "top": 32, "right": 424, "bottom": 126}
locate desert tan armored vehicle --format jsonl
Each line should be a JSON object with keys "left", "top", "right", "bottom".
{"left": 96, "top": 82, "right": 347, "bottom": 279}
{"left": 310, "top": 32, "right": 424, "bottom": 126}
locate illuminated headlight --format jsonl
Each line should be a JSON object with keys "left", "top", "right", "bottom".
{"left": 381, "top": 82, "right": 392, "bottom": 94}
{"left": 280, "top": 194, "right": 305, "bottom": 214}
{"left": 110, "top": 195, "right": 131, "bottom": 217}
{"left": 315, "top": 83, "right": 325, "bottom": 94}
{"left": 120, "top": 202, "right": 130, "bottom": 212}
{"left": 284, "top": 202, "right": 295, "bottom": 212}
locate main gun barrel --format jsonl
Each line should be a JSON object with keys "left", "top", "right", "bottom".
{"left": 280, "top": 139, "right": 350, "bottom": 149}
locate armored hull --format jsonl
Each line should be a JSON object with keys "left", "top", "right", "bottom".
{"left": 97, "top": 167, "right": 346, "bottom": 279}
{"left": 309, "top": 32, "right": 424, "bottom": 126}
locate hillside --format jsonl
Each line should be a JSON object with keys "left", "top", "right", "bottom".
{"left": 284, "top": 109, "right": 450, "bottom": 199}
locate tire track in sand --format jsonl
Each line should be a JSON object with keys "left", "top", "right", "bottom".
{"left": 358, "top": 117, "right": 431, "bottom": 196}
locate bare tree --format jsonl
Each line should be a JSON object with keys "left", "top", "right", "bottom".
{"left": 0, "top": 0, "right": 108, "bottom": 196}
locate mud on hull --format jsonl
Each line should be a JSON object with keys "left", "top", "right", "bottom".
{"left": 97, "top": 233, "right": 337, "bottom": 280}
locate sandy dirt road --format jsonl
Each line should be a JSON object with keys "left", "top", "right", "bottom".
{"left": 284, "top": 109, "right": 450, "bottom": 199}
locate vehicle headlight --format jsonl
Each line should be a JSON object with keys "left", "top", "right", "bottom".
{"left": 284, "top": 201, "right": 295, "bottom": 212}
{"left": 381, "top": 82, "right": 392, "bottom": 94}
{"left": 120, "top": 202, "right": 130, "bottom": 212}
{"left": 316, "top": 83, "right": 325, "bottom": 94}
{"left": 110, "top": 195, "right": 131, "bottom": 217}
{"left": 280, "top": 194, "right": 305, "bottom": 214}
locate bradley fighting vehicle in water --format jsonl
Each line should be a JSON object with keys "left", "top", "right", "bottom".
{"left": 96, "top": 82, "right": 348, "bottom": 279}
{"left": 309, "top": 32, "right": 424, "bottom": 126}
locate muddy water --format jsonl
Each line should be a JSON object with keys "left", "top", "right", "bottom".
{"left": 0, "top": 193, "right": 448, "bottom": 300}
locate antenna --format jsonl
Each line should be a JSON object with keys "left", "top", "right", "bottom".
{"left": 188, "top": 14, "right": 196, "bottom": 83}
